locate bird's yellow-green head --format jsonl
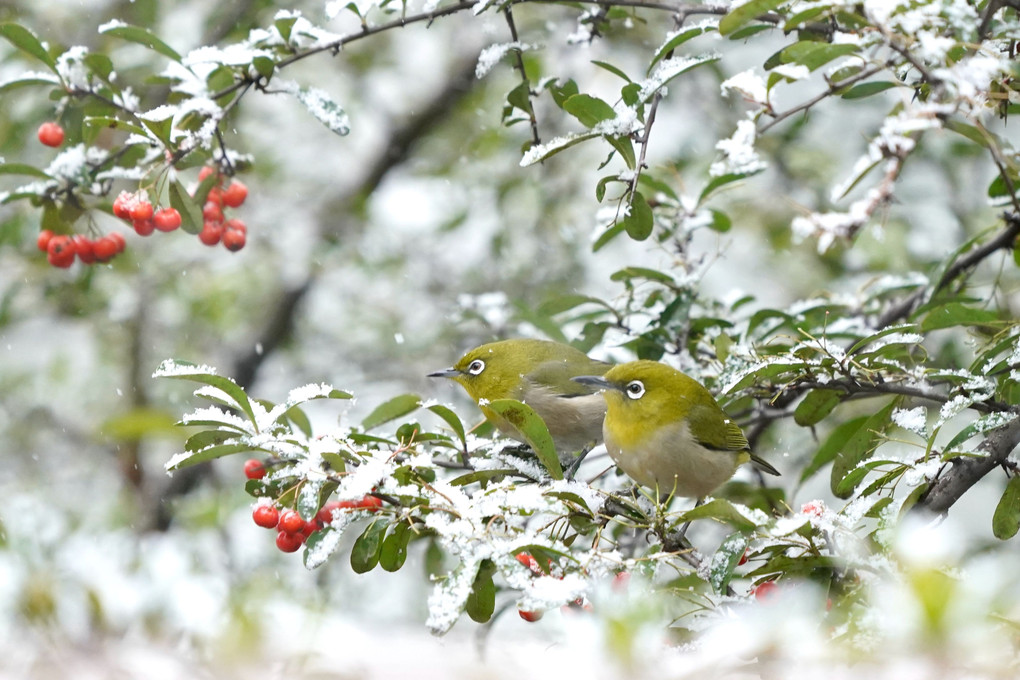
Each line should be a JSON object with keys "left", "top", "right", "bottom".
{"left": 428, "top": 338, "right": 607, "bottom": 404}
{"left": 573, "top": 360, "right": 724, "bottom": 447}
{"left": 429, "top": 338, "right": 612, "bottom": 452}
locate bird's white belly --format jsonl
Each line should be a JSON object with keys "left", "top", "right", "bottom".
{"left": 604, "top": 420, "right": 741, "bottom": 499}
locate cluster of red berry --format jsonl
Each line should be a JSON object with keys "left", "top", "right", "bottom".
{"left": 37, "top": 229, "right": 125, "bottom": 268}
{"left": 244, "top": 458, "right": 383, "bottom": 553}
{"left": 112, "top": 191, "right": 181, "bottom": 237}
{"left": 196, "top": 166, "right": 248, "bottom": 251}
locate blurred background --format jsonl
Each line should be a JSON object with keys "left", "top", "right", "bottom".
{"left": 0, "top": 0, "right": 1012, "bottom": 677}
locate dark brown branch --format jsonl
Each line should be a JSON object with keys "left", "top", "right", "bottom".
{"left": 875, "top": 212, "right": 1020, "bottom": 328}
{"left": 915, "top": 415, "right": 1020, "bottom": 515}
{"left": 504, "top": 7, "right": 542, "bottom": 149}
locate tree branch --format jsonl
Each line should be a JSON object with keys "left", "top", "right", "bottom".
{"left": 914, "top": 415, "right": 1020, "bottom": 515}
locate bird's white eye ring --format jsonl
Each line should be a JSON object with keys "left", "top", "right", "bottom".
{"left": 467, "top": 359, "right": 486, "bottom": 375}
{"left": 625, "top": 380, "right": 645, "bottom": 399}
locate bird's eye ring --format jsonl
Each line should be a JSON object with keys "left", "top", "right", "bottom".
{"left": 625, "top": 380, "right": 645, "bottom": 399}
{"left": 467, "top": 359, "right": 486, "bottom": 375}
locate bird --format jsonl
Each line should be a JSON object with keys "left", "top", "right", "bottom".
{"left": 572, "top": 360, "right": 779, "bottom": 500}
{"left": 428, "top": 338, "right": 612, "bottom": 453}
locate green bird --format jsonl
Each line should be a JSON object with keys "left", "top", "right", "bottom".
{"left": 573, "top": 360, "right": 779, "bottom": 499}
{"left": 428, "top": 338, "right": 612, "bottom": 453}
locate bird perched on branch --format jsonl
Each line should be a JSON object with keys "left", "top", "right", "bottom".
{"left": 429, "top": 338, "right": 611, "bottom": 453}
{"left": 573, "top": 360, "right": 779, "bottom": 499}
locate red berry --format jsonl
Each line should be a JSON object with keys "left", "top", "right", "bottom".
{"left": 301, "top": 519, "right": 321, "bottom": 538}
{"left": 612, "top": 571, "right": 631, "bottom": 590}
{"left": 133, "top": 218, "right": 155, "bottom": 236}
{"left": 356, "top": 494, "right": 383, "bottom": 511}
{"left": 36, "top": 229, "right": 54, "bottom": 252}
{"left": 222, "top": 220, "right": 247, "bottom": 252}
{"left": 198, "top": 165, "right": 218, "bottom": 183}
{"left": 92, "top": 236, "right": 118, "bottom": 262}
{"left": 243, "top": 458, "right": 265, "bottom": 480}
{"left": 112, "top": 192, "right": 134, "bottom": 220}
{"left": 316, "top": 501, "right": 342, "bottom": 525}
{"left": 222, "top": 181, "right": 248, "bottom": 208}
{"left": 252, "top": 504, "right": 279, "bottom": 529}
{"left": 129, "top": 200, "right": 153, "bottom": 221}
{"left": 37, "top": 122, "right": 65, "bottom": 147}
{"left": 206, "top": 187, "right": 223, "bottom": 206}
{"left": 198, "top": 221, "right": 223, "bottom": 246}
{"left": 153, "top": 207, "right": 182, "bottom": 232}
{"left": 515, "top": 552, "right": 543, "bottom": 575}
{"left": 108, "top": 232, "right": 126, "bottom": 253}
{"left": 752, "top": 581, "right": 778, "bottom": 602}
{"left": 278, "top": 509, "right": 305, "bottom": 535}
{"left": 737, "top": 549, "right": 748, "bottom": 566}
{"left": 46, "top": 235, "right": 75, "bottom": 268}
{"left": 276, "top": 530, "right": 304, "bottom": 553}
{"left": 202, "top": 202, "right": 223, "bottom": 223}
{"left": 72, "top": 235, "right": 96, "bottom": 264}
{"left": 518, "top": 608, "right": 543, "bottom": 622}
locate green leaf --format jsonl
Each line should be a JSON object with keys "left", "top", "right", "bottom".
{"left": 449, "top": 469, "right": 516, "bottom": 486}
{"left": 801, "top": 414, "right": 863, "bottom": 482}
{"left": 649, "top": 26, "right": 713, "bottom": 71}
{"left": 677, "top": 498, "right": 759, "bottom": 532}
{"left": 362, "top": 393, "right": 421, "bottom": 431}
{"left": 709, "top": 531, "right": 749, "bottom": 594}
{"left": 719, "top": 0, "right": 787, "bottom": 36}
{"left": 83, "top": 116, "right": 149, "bottom": 139}
{"left": 0, "top": 74, "right": 60, "bottom": 94}
{"left": 841, "top": 81, "right": 899, "bottom": 99}
{"left": 562, "top": 94, "right": 616, "bottom": 128}
{"left": 427, "top": 404, "right": 466, "bottom": 448}
{"left": 165, "top": 443, "right": 253, "bottom": 471}
{"left": 0, "top": 163, "right": 51, "bottom": 179}
{"left": 549, "top": 78, "right": 579, "bottom": 108}
{"left": 993, "top": 476, "right": 1020, "bottom": 540}
{"left": 156, "top": 361, "right": 257, "bottom": 425}
{"left": 920, "top": 303, "right": 999, "bottom": 331}
{"left": 252, "top": 56, "right": 275, "bottom": 81}
{"left": 610, "top": 266, "right": 674, "bottom": 284}
{"left": 292, "top": 85, "right": 350, "bottom": 136}
{"left": 464, "top": 559, "right": 497, "bottom": 623}
{"left": 698, "top": 171, "right": 760, "bottom": 204}
{"left": 708, "top": 209, "right": 732, "bottom": 232}
{"left": 506, "top": 81, "right": 532, "bottom": 113}
{"left": 829, "top": 400, "right": 896, "bottom": 498}
{"left": 783, "top": 6, "right": 829, "bottom": 31}
{"left": 298, "top": 479, "right": 325, "bottom": 520}
{"left": 350, "top": 519, "right": 387, "bottom": 573}
{"left": 100, "top": 23, "right": 182, "bottom": 62}
{"left": 621, "top": 191, "right": 653, "bottom": 241}
{"left": 727, "top": 24, "right": 774, "bottom": 40}
{"left": 169, "top": 179, "right": 204, "bottom": 234}
{"left": 794, "top": 389, "right": 842, "bottom": 427}
{"left": 769, "top": 42, "right": 859, "bottom": 72}
{"left": 0, "top": 23, "right": 56, "bottom": 70}
{"left": 591, "top": 60, "right": 630, "bottom": 82}
{"left": 380, "top": 522, "right": 412, "bottom": 571}
{"left": 946, "top": 119, "right": 993, "bottom": 149}
{"left": 184, "top": 429, "right": 236, "bottom": 452}
{"left": 607, "top": 135, "right": 636, "bottom": 170}
{"left": 485, "top": 399, "right": 563, "bottom": 479}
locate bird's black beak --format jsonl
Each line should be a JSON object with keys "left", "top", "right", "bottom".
{"left": 572, "top": 375, "right": 616, "bottom": 391}
{"left": 428, "top": 368, "right": 460, "bottom": 378}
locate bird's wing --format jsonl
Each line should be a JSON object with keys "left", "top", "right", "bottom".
{"left": 687, "top": 403, "right": 749, "bottom": 453}
{"left": 527, "top": 359, "right": 610, "bottom": 397}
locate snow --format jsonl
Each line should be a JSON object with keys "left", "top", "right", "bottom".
{"left": 710, "top": 119, "right": 766, "bottom": 177}
{"left": 476, "top": 42, "right": 535, "bottom": 79}
{"left": 892, "top": 406, "right": 928, "bottom": 435}
{"left": 720, "top": 69, "right": 767, "bottom": 106}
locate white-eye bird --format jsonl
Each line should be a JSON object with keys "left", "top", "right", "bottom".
{"left": 573, "top": 360, "right": 779, "bottom": 499}
{"left": 428, "top": 338, "right": 611, "bottom": 453}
